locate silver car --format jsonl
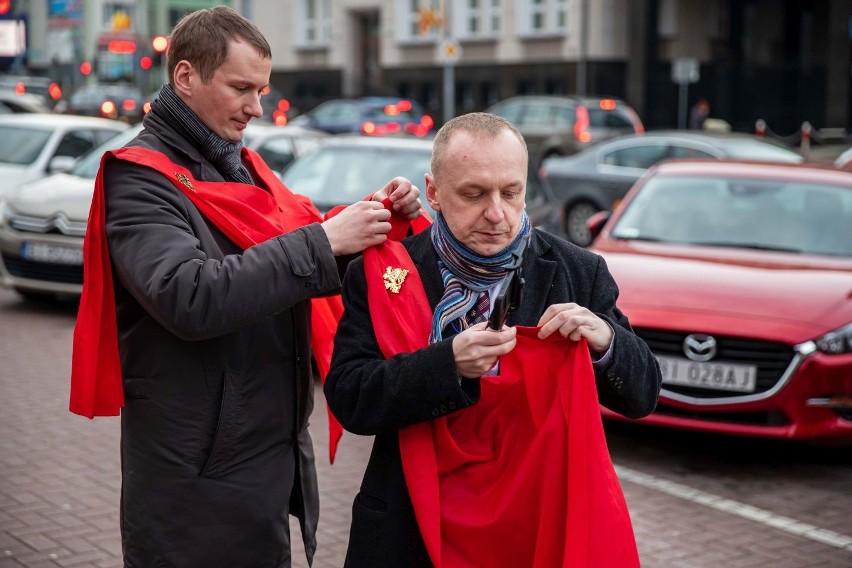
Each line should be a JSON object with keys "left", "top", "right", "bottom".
{"left": 0, "top": 114, "right": 128, "bottom": 198}
{"left": 0, "top": 123, "right": 325, "bottom": 300}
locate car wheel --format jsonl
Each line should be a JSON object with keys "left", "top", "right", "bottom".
{"left": 564, "top": 201, "right": 601, "bottom": 247}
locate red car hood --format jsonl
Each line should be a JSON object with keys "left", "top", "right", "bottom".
{"left": 592, "top": 240, "right": 852, "bottom": 341}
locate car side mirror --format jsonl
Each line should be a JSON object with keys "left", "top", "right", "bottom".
{"left": 586, "top": 210, "right": 612, "bottom": 241}
{"left": 48, "top": 156, "right": 77, "bottom": 174}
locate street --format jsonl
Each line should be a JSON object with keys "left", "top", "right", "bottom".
{"left": 0, "top": 287, "right": 850, "bottom": 568}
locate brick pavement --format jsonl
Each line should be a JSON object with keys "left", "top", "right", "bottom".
{"left": 1, "top": 290, "right": 850, "bottom": 567}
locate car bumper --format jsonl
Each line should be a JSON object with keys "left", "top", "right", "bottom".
{"left": 0, "top": 223, "right": 84, "bottom": 296}
{"left": 603, "top": 352, "right": 852, "bottom": 442}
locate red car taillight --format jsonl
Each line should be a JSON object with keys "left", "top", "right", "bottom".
{"left": 362, "top": 121, "right": 401, "bottom": 136}
{"left": 574, "top": 105, "right": 592, "bottom": 143}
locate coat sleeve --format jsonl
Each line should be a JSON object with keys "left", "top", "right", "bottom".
{"left": 587, "top": 254, "right": 662, "bottom": 419}
{"left": 324, "top": 256, "right": 481, "bottom": 436}
{"left": 103, "top": 159, "right": 341, "bottom": 341}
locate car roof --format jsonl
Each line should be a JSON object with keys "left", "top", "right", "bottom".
{"left": 493, "top": 94, "right": 627, "bottom": 105}
{"left": 583, "top": 130, "right": 800, "bottom": 155}
{"left": 0, "top": 91, "right": 52, "bottom": 111}
{"left": 311, "top": 135, "right": 433, "bottom": 151}
{"left": 650, "top": 158, "right": 852, "bottom": 186}
{"left": 0, "top": 113, "right": 129, "bottom": 129}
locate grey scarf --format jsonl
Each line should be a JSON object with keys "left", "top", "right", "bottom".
{"left": 149, "top": 84, "right": 253, "bottom": 185}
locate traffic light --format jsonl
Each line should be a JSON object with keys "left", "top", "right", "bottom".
{"left": 0, "top": 0, "right": 11, "bottom": 16}
{"left": 151, "top": 35, "right": 168, "bottom": 67}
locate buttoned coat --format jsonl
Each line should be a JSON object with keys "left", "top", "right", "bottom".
{"left": 325, "top": 227, "right": 661, "bottom": 568}
{"left": 103, "top": 112, "right": 341, "bottom": 568}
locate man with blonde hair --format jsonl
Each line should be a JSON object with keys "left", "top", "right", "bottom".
{"left": 326, "top": 112, "right": 660, "bottom": 566}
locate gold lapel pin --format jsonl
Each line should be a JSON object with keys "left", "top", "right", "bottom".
{"left": 383, "top": 266, "right": 409, "bottom": 294}
{"left": 175, "top": 172, "right": 195, "bottom": 191}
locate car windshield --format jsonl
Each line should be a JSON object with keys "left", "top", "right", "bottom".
{"left": 611, "top": 174, "right": 852, "bottom": 256}
{"left": 71, "top": 127, "right": 141, "bottom": 178}
{"left": 282, "top": 144, "right": 433, "bottom": 211}
{"left": 0, "top": 125, "right": 53, "bottom": 165}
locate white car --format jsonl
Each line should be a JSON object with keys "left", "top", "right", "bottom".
{"left": 0, "top": 122, "right": 326, "bottom": 300}
{"left": 0, "top": 114, "right": 128, "bottom": 198}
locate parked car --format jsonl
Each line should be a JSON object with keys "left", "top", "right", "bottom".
{"left": 0, "top": 91, "right": 52, "bottom": 114}
{"left": 64, "top": 83, "right": 145, "bottom": 123}
{"left": 290, "top": 97, "right": 434, "bottom": 137}
{"left": 244, "top": 123, "right": 328, "bottom": 173}
{"left": 486, "top": 94, "right": 644, "bottom": 165}
{"left": 588, "top": 159, "right": 852, "bottom": 441}
{"left": 0, "top": 114, "right": 128, "bottom": 198}
{"left": 543, "top": 131, "right": 804, "bottom": 246}
{"left": 280, "top": 136, "right": 562, "bottom": 234}
{"left": 834, "top": 146, "right": 852, "bottom": 170}
{"left": 0, "top": 122, "right": 327, "bottom": 300}
{"left": 258, "top": 84, "right": 297, "bottom": 126}
{"left": 0, "top": 75, "right": 62, "bottom": 108}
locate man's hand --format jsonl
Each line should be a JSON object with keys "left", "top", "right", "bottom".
{"left": 321, "top": 201, "right": 392, "bottom": 255}
{"left": 452, "top": 323, "right": 517, "bottom": 378}
{"left": 372, "top": 176, "right": 422, "bottom": 219}
{"left": 537, "top": 303, "right": 613, "bottom": 353}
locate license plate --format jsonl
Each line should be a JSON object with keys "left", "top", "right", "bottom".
{"left": 656, "top": 355, "right": 757, "bottom": 393}
{"left": 21, "top": 242, "right": 83, "bottom": 265}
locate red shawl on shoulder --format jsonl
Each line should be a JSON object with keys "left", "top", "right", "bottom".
{"left": 360, "top": 237, "right": 640, "bottom": 567}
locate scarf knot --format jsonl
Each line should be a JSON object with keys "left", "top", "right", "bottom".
{"left": 429, "top": 212, "right": 530, "bottom": 343}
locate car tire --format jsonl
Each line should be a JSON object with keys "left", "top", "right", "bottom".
{"left": 564, "top": 201, "right": 601, "bottom": 247}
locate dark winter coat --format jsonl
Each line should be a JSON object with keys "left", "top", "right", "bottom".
{"left": 325, "top": 228, "right": 662, "bottom": 567}
{"left": 104, "top": 112, "right": 340, "bottom": 568}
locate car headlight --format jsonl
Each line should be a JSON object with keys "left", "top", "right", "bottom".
{"left": 801, "top": 323, "right": 852, "bottom": 355}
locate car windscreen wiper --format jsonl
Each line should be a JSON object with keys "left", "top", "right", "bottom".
{"left": 692, "top": 241, "right": 803, "bottom": 253}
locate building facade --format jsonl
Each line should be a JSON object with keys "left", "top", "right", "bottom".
{"left": 5, "top": 0, "right": 851, "bottom": 134}
{"left": 257, "top": 0, "right": 852, "bottom": 133}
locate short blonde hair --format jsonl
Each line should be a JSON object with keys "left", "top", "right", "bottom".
{"left": 431, "top": 112, "right": 527, "bottom": 184}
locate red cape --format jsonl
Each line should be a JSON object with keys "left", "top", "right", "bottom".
{"left": 361, "top": 238, "right": 640, "bottom": 567}
{"left": 70, "top": 145, "right": 429, "bottom": 463}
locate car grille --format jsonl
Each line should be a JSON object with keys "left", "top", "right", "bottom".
{"left": 2, "top": 255, "right": 83, "bottom": 284}
{"left": 635, "top": 328, "right": 795, "bottom": 398}
{"left": 9, "top": 214, "right": 87, "bottom": 237}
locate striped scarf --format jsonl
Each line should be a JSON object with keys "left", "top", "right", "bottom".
{"left": 429, "top": 212, "right": 531, "bottom": 343}
{"left": 148, "top": 84, "right": 253, "bottom": 185}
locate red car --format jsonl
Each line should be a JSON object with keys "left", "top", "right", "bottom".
{"left": 589, "top": 160, "right": 852, "bottom": 442}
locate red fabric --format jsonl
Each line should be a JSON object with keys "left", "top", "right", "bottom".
{"left": 362, "top": 239, "right": 640, "bottom": 567}
{"left": 319, "top": 198, "right": 431, "bottom": 462}
{"left": 72, "top": 146, "right": 330, "bottom": 421}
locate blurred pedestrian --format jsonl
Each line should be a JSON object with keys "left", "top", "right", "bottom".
{"left": 690, "top": 97, "right": 711, "bottom": 130}
{"left": 70, "top": 6, "right": 421, "bottom": 567}
{"left": 325, "top": 112, "right": 661, "bottom": 567}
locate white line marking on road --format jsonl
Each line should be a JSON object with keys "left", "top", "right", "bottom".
{"left": 615, "top": 465, "right": 852, "bottom": 552}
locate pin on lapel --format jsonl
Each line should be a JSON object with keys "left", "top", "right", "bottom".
{"left": 383, "top": 266, "right": 409, "bottom": 294}
{"left": 175, "top": 172, "right": 195, "bottom": 191}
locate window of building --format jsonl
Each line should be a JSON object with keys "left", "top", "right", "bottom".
{"left": 294, "top": 0, "right": 332, "bottom": 48}
{"left": 455, "top": 0, "right": 501, "bottom": 40}
{"left": 396, "top": 0, "right": 442, "bottom": 43}
{"left": 517, "top": 0, "right": 568, "bottom": 37}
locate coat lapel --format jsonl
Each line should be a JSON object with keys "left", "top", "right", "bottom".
{"left": 510, "top": 230, "right": 557, "bottom": 327}
{"left": 406, "top": 229, "right": 445, "bottom": 311}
